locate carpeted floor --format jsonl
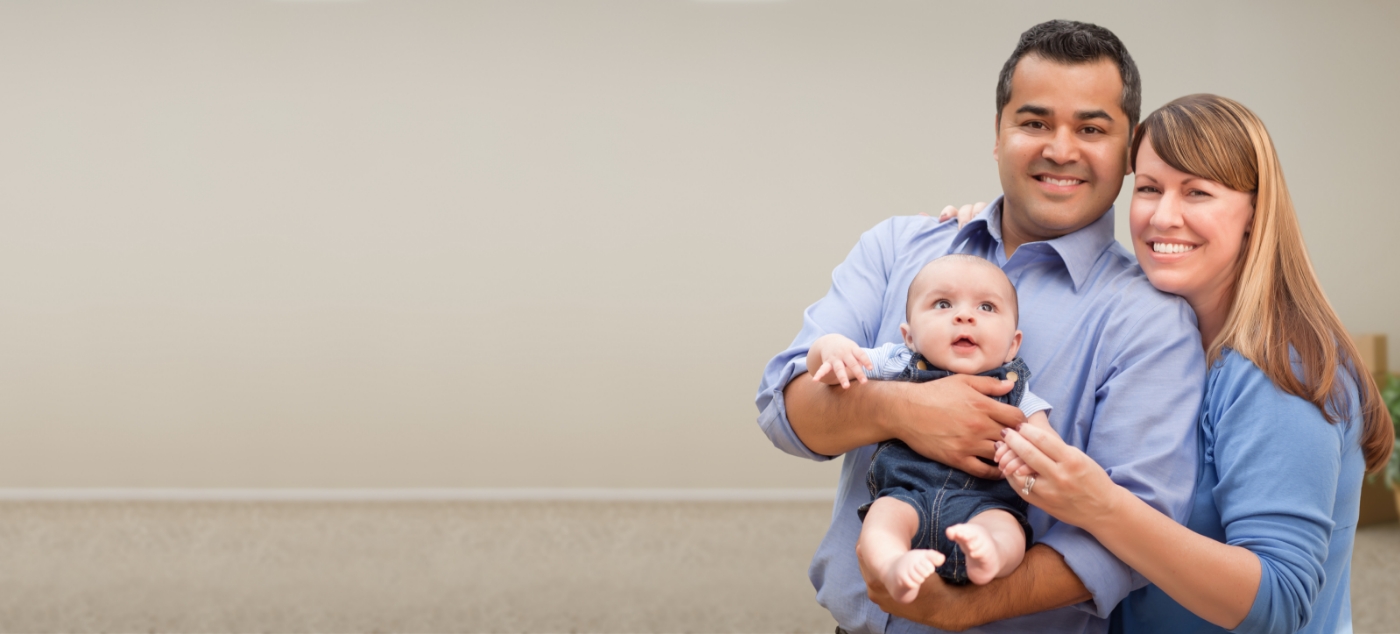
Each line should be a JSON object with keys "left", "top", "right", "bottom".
{"left": 0, "top": 501, "right": 1393, "bottom": 632}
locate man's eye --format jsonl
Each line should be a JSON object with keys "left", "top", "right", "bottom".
{"left": 1081, "top": 126, "right": 1103, "bottom": 135}
{"left": 1024, "top": 121, "right": 1048, "bottom": 130}
{"left": 934, "top": 300, "right": 951, "bottom": 309}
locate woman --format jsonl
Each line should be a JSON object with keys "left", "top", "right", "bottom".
{"left": 993, "top": 94, "right": 1394, "bottom": 633}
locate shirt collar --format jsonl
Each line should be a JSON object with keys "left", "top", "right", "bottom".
{"left": 950, "top": 195, "right": 1118, "bottom": 291}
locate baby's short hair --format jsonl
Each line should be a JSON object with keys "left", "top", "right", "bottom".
{"left": 905, "top": 254, "right": 1019, "bottom": 325}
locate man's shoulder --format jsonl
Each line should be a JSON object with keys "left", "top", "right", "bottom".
{"left": 861, "top": 214, "right": 960, "bottom": 248}
{"left": 1086, "top": 241, "right": 1196, "bottom": 324}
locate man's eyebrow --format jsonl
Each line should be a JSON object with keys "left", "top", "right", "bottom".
{"left": 1013, "top": 105, "right": 1116, "bottom": 123}
{"left": 1076, "top": 109, "right": 1114, "bottom": 122}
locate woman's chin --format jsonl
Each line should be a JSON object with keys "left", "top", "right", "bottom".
{"left": 1142, "top": 271, "right": 1191, "bottom": 299}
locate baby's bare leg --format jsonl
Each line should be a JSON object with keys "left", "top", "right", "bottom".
{"left": 858, "top": 497, "right": 946, "bottom": 603}
{"left": 944, "top": 509, "right": 1026, "bottom": 585}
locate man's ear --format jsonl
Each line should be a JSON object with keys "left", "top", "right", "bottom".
{"left": 900, "top": 323, "right": 915, "bottom": 350}
{"left": 1005, "top": 330, "right": 1023, "bottom": 363}
{"left": 992, "top": 114, "right": 1001, "bottom": 162}
{"left": 1124, "top": 129, "right": 1134, "bottom": 176}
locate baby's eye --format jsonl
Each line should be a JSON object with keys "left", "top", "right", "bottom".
{"left": 934, "top": 299, "right": 952, "bottom": 309}
{"left": 979, "top": 302, "right": 996, "bottom": 312}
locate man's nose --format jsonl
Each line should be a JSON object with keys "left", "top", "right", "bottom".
{"left": 1042, "top": 126, "right": 1080, "bottom": 164}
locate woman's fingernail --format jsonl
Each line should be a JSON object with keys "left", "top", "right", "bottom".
{"left": 1000, "top": 429, "right": 1008, "bottom": 438}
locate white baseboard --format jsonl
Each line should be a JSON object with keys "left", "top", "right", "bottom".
{"left": 0, "top": 487, "right": 836, "bottom": 502}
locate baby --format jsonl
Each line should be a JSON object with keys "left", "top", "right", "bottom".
{"left": 805, "top": 254, "right": 1053, "bottom": 602}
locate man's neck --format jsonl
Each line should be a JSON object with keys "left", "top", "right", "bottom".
{"left": 996, "top": 201, "right": 1038, "bottom": 258}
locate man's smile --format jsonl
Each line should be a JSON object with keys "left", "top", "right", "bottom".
{"left": 1031, "top": 172, "right": 1089, "bottom": 195}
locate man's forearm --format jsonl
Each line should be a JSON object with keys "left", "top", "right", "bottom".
{"left": 784, "top": 372, "right": 900, "bottom": 457}
{"left": 894, "top": 545, "right": 1091, "bottom": 631}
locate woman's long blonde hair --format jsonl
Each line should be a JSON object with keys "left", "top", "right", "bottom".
{"left": 1131, "top": 94, "right": 1393, "bottom": 473}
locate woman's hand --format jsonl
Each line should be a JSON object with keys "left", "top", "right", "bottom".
{"left": 996, "top": 423, "right": 1126, "bottom": 529}
{"left": 936, "top": 202, "right": 987, "bottom": 228}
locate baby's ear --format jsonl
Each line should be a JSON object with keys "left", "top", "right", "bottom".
{"left": 900, "top": 323, "right": 915, "bottom": 349}
{"left": 1005, "top": 330, "right": 1023, "bottom": 362}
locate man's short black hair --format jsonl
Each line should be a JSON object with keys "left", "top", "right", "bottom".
{"left": 995, "top": 20, "right": 1141, "bottom": 128}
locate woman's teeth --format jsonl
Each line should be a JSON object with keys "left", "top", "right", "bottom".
{"left": 1153, "top": 242, "right": 1196, "bottom": 254}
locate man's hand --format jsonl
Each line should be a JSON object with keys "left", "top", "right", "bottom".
{"left": 858, "top": 540, "right": 1091, "bottom": 631}
{"left": 857, "top": 539, "right": 976, "bottom": 631}
{"left": 895, "top": 375, "right": 1026, "bottom": 479}
{"left": 785, "top": 370, "right": 1025, "bottom": 475}
{"left": 807, "top": 334, "right": 874, "bottom": 389}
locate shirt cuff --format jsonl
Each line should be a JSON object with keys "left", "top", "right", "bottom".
{"left": 756, "top": 355, "right": 834, "bottom": 462}
{"left": 1037, "top": 522, "right": 1134, "bottom": 619}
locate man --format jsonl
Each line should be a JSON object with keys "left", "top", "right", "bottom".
{"left": 755, "top": 20, "right": 1206, "bottom": 634}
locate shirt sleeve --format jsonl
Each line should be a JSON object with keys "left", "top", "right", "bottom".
{"left": 864, "top": 342, "right": 912, "bottom": 380}
{"left": 1211, "top": 357, "right": 1345, "bottom": 634}
{"left": 1038, "top": 299, "right": 1206, "bottom": 618}
{"left": 1019, "top": 388, "right": 1051, "bottom": 417}
{"left": 754, "top": 217, "right": 904, "bottom": 461}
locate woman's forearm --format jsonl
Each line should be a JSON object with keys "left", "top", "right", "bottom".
{"left": 1090, "top": 487, "right": 1261, "bottom": 629}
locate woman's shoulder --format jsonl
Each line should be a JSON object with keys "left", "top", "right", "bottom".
{"left": 1203, "top": 348, "right": 1361, "bottom": 441}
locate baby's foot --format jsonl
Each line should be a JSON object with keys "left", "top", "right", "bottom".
{"left": 884, "top": 549, "right": 946, "bottom": 603}
{"left": 946, "top": 523, "right": 1005, "bottom": 585}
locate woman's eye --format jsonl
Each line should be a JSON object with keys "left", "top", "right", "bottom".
{"left": 1135, "top": 186, "right": 1159, "bottom": 194}
{"left": 1188, "top": 189, "right": 1212, "bottom": 198}
{"left": 934, "top": 300, "right": 951, "bottom": 309}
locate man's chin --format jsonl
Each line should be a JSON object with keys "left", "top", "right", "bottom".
{"left": 1019, "top": 200, "right": 1110, "bottom": 236}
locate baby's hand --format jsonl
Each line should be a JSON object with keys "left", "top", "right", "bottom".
{"left": 995, "top": 411, "right": 1056, "bottom": 477}
{"left": 807, "top": 334, "right": 874, "bottom": 389}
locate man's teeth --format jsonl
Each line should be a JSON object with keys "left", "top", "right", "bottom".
{"left": 1041, "top": 176, "right": 1082, "bottom": 186}
{"left": 1153, "top": 242, "right": 1196, "bottom": 254}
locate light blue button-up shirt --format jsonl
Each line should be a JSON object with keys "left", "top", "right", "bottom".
{"left": 756, "top": 199, "right": 1206, "bottom": 634}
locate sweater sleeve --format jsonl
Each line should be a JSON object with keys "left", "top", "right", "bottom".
{"left": 1208, "top": 356, "right": 1344, "bottom": 634}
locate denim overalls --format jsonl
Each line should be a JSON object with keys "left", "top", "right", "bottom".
{"left": 857, "top": 354, "right": 1034, "bottom": 585}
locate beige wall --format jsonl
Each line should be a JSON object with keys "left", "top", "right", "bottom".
{"left": 0, "top": 0, "right": 1395, "bottom": 488}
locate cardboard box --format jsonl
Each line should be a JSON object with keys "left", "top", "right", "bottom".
{"left": 1352, "top": 333, "right": 1397, "bottom": 526}
{"left": 1353, "top": 333, "right": 1388, "bottom": 384}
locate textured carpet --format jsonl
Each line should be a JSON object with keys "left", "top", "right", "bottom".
{"left": 0, "top": 501, "right": 1393, "bottom": 633}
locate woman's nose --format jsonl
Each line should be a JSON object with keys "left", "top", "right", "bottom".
{"left": 1151, "top": 193, "right": 1184, "bottom": 230}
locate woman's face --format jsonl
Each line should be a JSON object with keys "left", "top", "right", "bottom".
{"left": 1129, "top": 139, "right": 1255, "bottom": 309}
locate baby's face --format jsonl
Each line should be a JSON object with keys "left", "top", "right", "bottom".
{"left": 901, "top": 259, "right": 1021, "bottom": 375}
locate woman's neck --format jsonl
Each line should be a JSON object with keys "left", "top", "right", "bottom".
{"left": 1188, "top": 287, "right": 1233, "bottom": 354}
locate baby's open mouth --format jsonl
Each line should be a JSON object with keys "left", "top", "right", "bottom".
{"left": 952, "top": 335, "right": 977, "bottom": 349}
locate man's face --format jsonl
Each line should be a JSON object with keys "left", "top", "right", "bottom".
{"left": 901, "top": 259, "right": 1021, "bottom": 375}
{"left": 994, "top": 54, "right": 1132, "bottom": 249}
